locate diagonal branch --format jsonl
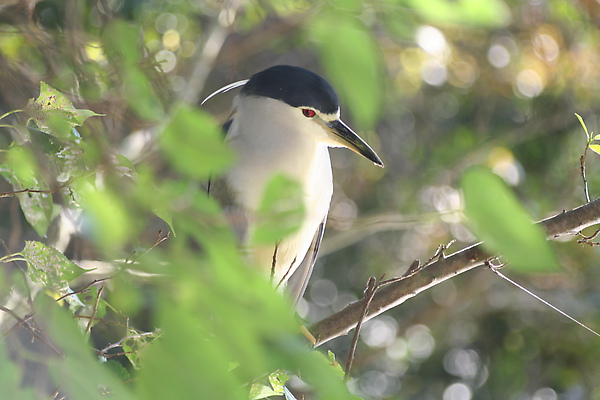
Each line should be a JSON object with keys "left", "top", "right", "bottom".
{"left": 308, "top": 197, "right": 600, "bottom": 347}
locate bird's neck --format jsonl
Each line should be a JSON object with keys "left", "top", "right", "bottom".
{"left": 225, "top": 110, "right": 332, "bottom": 210}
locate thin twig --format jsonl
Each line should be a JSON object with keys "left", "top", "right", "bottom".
{"left": 0, "top": 182, "right": 69, "bottom": 198}
{"left": 487, "top": 264, "right": 600, "bottom": 338}
{"left": 125, "top": 230, "right": 171, "bottom": 264}
{"left": 309, "top": 196, "right": 600, "bottom": 347}
{"left": 576, "top": 113, "right": 593, "bottom": 203}
{"left": 55, "top": 277, "right": 111, "bottom": 302}
{"left": 577, "top": 227, "right": 600, "bottom": 246}
{"left": 0, "top": 305, "right": 63, "bottom": 356}
{"left": 580, "top": 154, "right": 590, "bottom": 203}
{"left": 345, "top": 276, "right": 378, "bottom": 379}
{"left": 96, "top": 330, "right": 160, "bottom": 357}
{"left": 84, "top": 284, "right": 104, "bottom": 335}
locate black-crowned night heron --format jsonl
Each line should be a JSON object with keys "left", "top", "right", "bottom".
{"left": 203, "top": 65, "right": 383, "bottom": 305}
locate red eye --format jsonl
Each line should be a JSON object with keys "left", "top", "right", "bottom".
{"left": 302, "top": 108, "right": 316, "bottom": 118}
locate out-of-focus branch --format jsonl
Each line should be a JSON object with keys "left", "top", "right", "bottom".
{"left": 178, "top": 6, "right": 238, "bottom": 106}
{"left": 308, "top": 197, "right": 600, "bottom": 347}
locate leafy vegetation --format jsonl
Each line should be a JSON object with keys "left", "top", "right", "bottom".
{"left": 1, "top": 1, "right": 600, "bottom": 399}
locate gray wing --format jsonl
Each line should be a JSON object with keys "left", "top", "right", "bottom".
{"left": 285, "top": 217, "right": 326, "bottom": 307}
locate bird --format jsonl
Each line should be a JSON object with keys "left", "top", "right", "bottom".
{"left": 202, "top": 65, "right": 383, "bottom": 306}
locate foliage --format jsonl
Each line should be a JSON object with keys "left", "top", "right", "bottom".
{"left": 1, "top": 1, "right": 600, "bottom": 400}
{"left": 461, "top": 166, "right": 558, "bottom": 273}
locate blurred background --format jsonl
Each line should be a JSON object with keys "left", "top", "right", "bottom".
{"left": 2, "top": 0, "right": 600, "bottom": 399}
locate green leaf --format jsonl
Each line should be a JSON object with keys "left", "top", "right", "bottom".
{"left": 0, "top": 341, "right": 38, "bottom": 399}
{"left": 575, "top": 113, "right": 590, "bottom": 141}
{"left": 249, "top": 383, "right": 280, "bottom": 400}
{"left": 71, "top": 179, "right": 135, "bottom": 251}
{"left": 122, "top": 66, "right": 164, "bottom": 121}
{"left": 120, "top": 328, "right": 160, "bottom": 370}
{"left": 326, "top": 351, "right": 346, "bottom": 379}
{"left": 102, "top": 20, "right": 143, "bottom": 66}
{"left": 589, "top": 144, "right": 600, "bottom": 156}
{"left": 251, "top": 174, "right": 305, "bottom": 245}
{"left": 461, "top": 167, "right": 558, "bottom": 273}
{"left": 104, "top": 360, "right": 131, "bottom": 382}
{"left": 310, "top": 13, "right": 383, "bottom": 130}
{"left": 1, "top": 145, "right": 54, "bottom": 236}
{"left": 38, "top": 296, "right": 135, "bottom": 400}
{"left": 268, "top": 370, "right": 289, "bottom": 394}
{"left": 159, "top": 104, "right": 234, "bottom": 180}
{"left": 25, "top": 82, "right": 102, "bottom": 139}
{"left": 20, "top": 241, "right": 87, "bottom": 289}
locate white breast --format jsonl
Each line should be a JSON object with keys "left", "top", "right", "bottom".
{"left": 224, "top": 96, "right": 333, "bottom": 284}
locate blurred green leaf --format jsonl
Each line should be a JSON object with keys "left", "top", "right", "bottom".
{"left": 0, "top": 145, "right": 53, "bottom": 236}
{"left": 135, "top": 168, "right": 175, "bottom": 236}
{"left": 104, "top": 360, "right": 131, "bottom": 383}
{"left": 0, "top": 341, "right": 37, "bottom": 399}
{"left": 102, "top": 20, "right": 143, "bottom": 66}
{"left": 101, "top": 20, "right": 163, "bottom": 121}
{"left": 461, "top": 167, "right": 558, "bottom": 273}
{"left": 251, "top": 174, "right": 305, "bottom": 245}
{"left": 122, "top": 66, "right": 164, "bottom": 121}
{"left": 3, "top": 145, "right": 39, "bottom": 186}
{"left": 310, "top": 13, "right": 383, "bottom": 130}
{"left": 137, "top": 294, "right": 250, "bottom": 400}
{"left": 159, "top": 104, "right": 234, "bottom": 179}
{"left": 406, "top": 0, "right": 511, "bottom": 27}
{"left": 39, "top": 296, "right": 135, "bottom": 400}
{"left": 71, "top": 179, "right": 135, "bottom": 251}
{"left": 20, "top": 241, "right": 87, "bottom": 289}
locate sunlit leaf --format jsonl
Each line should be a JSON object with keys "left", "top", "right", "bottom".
{"left": 249, "top": 383, "right": 280, "bottom": 400}
{"left": 406, "top": 0, "right": 511, "bottom": 27}
{"left": 589, "top": 144, "right": 600, "bottom": 156}
{"left": 575, "top": 113, "right": 590, "bottom": 140}
{"left": 159, "top": 104, "right": 234, "bottom": 179}
{"left": 251, "top": 174, "right": 305, "bottom": 245}
{"left": 310, "top": 13, "right": 383, "bottom": 130}
{"left": 268, "top": 370, "right": 289, "bottom": 394}
{"left": 461, "top": 167, "right": 558, "bottom": 273}
{"left": 20, "top": 241, "right": 87, "bottom": 289}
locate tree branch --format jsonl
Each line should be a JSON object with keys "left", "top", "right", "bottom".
{"left": 308, "top": 197, "right": 600, "bottom": 347}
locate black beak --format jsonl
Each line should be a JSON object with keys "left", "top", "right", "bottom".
{"left": 327, "top": 119, "right": 384, "bottom": 167}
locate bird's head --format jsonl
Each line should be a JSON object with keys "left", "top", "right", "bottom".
{"left": 203, "top": 65, "right": 384, "bottom": 167}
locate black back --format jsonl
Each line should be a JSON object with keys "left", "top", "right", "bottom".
{"left": 240, "top": 65, "right": 339, "bottom": 114}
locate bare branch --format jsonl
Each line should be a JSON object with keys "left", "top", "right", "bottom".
{"left": 308, "top": 196, "right": 600, "bottom": 347}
